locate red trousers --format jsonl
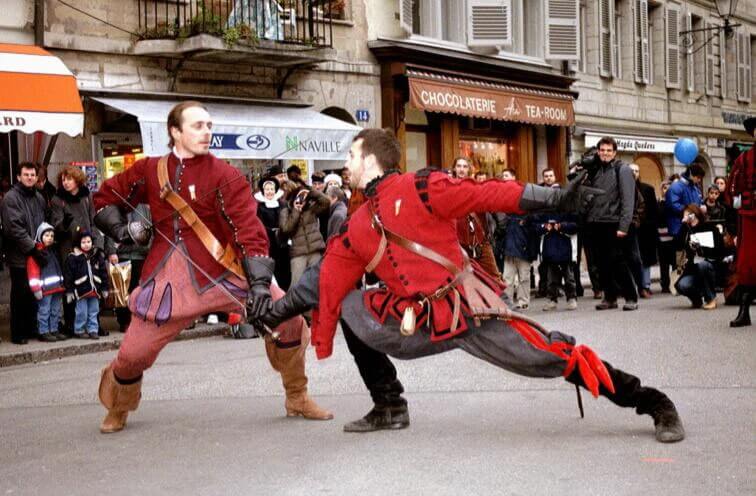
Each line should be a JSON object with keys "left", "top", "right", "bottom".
{"left": 113, "top": 250, "right": 304, "bottom": 380}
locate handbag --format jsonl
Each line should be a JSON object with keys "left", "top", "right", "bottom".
{"left": 107, "top": 261, "right": 132, "bottom": 308}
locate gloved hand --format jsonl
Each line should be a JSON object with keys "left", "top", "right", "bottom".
{"left": 242, "top": 256, "right": 275, "bottom": 323}
{"left": 94, "top": 205, "right": 152, "bottom": 246}
{"left": 34, "top": 290, "right": 43, "bottom": 301}
{"left": 28, "top": 247, "right": 47, "bottom": 268}
{"left": 66, "top": 293, "right": 75, "bottom": 304}
{"left": 518, "top": 171, "right": 604, "bottom": 213}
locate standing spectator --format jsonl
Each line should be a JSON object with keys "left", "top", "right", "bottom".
{"left": 64, "top": 230, "right": 108, "bottom": 339}
{"left": 452, "top": 157, "right": 500, "bottom": 278}
{"left": 629, "top": 163, "right": 659, "bottom": 298}
{"left": 726, "top": 116, "right": 756, "bottom": 327}
{"left": 674, "top": 205, "right": 726, "bottom": 309}
{"left": 584, "top": 137, "right": 639, "bottom": 311}
{"left": 279, "top": 185, "right": 330, "bottom": 286}
{"left": 310, "top": 172, "right": 330, "bottom": 242}
{"left": 286, "top": 165, "right": 306, "bottom": 187}
{"left": 657, "top": 181, "right": 675, "bottom": 293}
{"left": 340, "top": 167, "right": 353, "bottom": 200}
{"left": 535, "top": 169, "right": 559, "bottom": 297}
{"left": 325, "top": 185, "right": 347, "bottom": 240}
{"left": 108, "top": 204, "right": 152, "bottom": 332}
{"left": 36, "top": 163, "right": 56, "bottom": 205}
{"left": 474, "top": 171, "right": 488, "bottom": 182}
{"left": 254, "top": 177, "right": 291, "bottom": 290}
{"left": 538, "top": 216, "right": 578, "bottom": 311}
{"left": 703, "top": 185, "right": 725, "bottom": 221}
{"left": 324, "top": 173, "right": 343, "bottom": 192}
{"left": 27, "top": 222, "right": 66, "bottom": 342}
{"left": 714, "top": 175, "right": 727, "bottom": 195}
{"left": 1, "top": 162, "right": 47, "bottom": 344}
{"left": 49, "top": 165, "right": 101, "bottom": 335}
{"left": 500, "top": 212, "right": 537, "bottom": 309}
{"left": 665, "top": 164, "right": 705, "bottom": 239}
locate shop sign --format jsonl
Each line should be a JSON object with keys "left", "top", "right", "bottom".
{"left": 285, "top": 135, "right": 342, "bottom": 154}
{"left": 722, "top": 111, "right": 752, "bottom": 128}
{"left": 408, "top": 77, "right": 574, "bottom": 126}
{"left": 209, "top": 133, "right": 271, "bottom": 151}
{"left": 584, "top": 132, "right": 677, "bottom": 154}
{"left": 71, "top": 161, "right": 99, "bottom": 192}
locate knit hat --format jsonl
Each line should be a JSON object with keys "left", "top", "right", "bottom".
{"left": 34, "top": 222, "right": 54, "bottom": 244}
{"left": 323, "top": 173, "right": 342, "bottom": 187}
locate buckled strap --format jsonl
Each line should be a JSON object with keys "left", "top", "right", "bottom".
{"left": 156, "top": 155, "right": 244, "bottom": 279}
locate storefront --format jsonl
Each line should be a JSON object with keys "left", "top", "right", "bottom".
{"left": 85, "top": 95, "right": 361, "bottom": 189}
{"left": 369, "top": 41, "right": 576, "bottom": 183}
{"left": 0, "top": 43, "right": 83, "bottom": 184}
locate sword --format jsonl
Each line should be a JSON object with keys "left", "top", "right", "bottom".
{"left": 109, "top": 188, "right": 280, "bottom": 340}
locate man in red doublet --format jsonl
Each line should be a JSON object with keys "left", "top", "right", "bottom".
{"left": 92, "top": 101, "right": 331, "bottom": 433}
{"left": 727, "top": 116, "right": 756, "bottom": 327}
{"left": 260, "top": 129, "right": 685, "bottom": 443}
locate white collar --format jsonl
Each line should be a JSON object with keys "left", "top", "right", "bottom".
{"left": 254, "top": 190, "right": 283, "bottom": 208}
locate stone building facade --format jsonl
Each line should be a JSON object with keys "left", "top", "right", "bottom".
{"left": 571, "top": 0, "right": 756, "bottom": 192}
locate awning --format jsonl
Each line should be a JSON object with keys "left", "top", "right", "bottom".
{"left": 0, "top": 43, "right": 83, "bottom": 136}
{"left": 407, "top": 69, "right": 575, "bottom": 127}
{"left": 92, "top": 97, "right": 361, "bottom": 160}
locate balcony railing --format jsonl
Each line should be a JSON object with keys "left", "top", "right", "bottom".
{"left": 136, "top": 0, "right": 334, "bottom": 48}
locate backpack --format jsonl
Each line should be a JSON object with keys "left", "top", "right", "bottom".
{"left": 615, "top": 165, "right": 645, "bottom": 229}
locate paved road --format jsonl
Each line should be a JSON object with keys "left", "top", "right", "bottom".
{"left": 1, "top": 293, "right": 753, "bottom": 495}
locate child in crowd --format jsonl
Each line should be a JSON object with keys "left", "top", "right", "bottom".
{"left": 64, "top": 230, "right": 108, "bottom": 339}
{"left": 27, "top": 222, "right": 67, "bottom": 342}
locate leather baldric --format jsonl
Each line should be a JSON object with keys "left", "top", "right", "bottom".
{"left": 157, "top": 155, "right": 245, "bottom": 279}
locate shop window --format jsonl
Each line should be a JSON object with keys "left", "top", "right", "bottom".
{"left": 458, "top": 138, "right": 508, "bottom": 178}
{"left": 406, "top": 132, "right": 429, "bottom": 173}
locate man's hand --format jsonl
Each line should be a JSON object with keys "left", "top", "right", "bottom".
{"left": 33, "top": 290, "right": 43, "bottom": 301}
{"left": 242, "top": 256, "right": 275, "bottom": 322}
{"left": 616, "top": 230, "right": 627, "bottom": 238}
{"left": 459, "top": 270, "right": 510, "bottom": 318}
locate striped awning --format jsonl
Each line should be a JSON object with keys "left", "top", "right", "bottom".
{"left": 0, "top": 43, "right": 83, "bottom": 136}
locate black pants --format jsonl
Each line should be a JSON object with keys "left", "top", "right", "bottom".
{"left": 538, "top": 261, "right": 549, "bottom": 296}
{"left": 341, "top": 318, "right": 406, "bottom": 407}
{"left": 587, "top": 223, "right": 639, "bottom": 303}
{"left": 547, "top": 262, "right": 576, "bottom": 301}
{"left": 658, "top": 240, "right": 676, "bottom": 290}
{"left": 10, "top": 266, "right": 38, "bottom": 342}
{"left": 115, "top": 258, "right": 145, "bottom": 330}
{"left": 581, "top": 231, "right": 602, "bottom": 293}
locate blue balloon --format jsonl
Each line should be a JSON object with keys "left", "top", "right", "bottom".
{"left": 674, "top": 138, "right": 699, "bottom": 165}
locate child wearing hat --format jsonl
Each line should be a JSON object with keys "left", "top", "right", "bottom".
{"left": 64, "top": 230, "right": 109, "bottom": 339}
{"left": 27, "top": 222, "right": 67, "bottom": 342}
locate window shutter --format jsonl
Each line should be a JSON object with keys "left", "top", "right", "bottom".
{"left": 686, "top": 13, "right": 694, "bottom": 92}
{"left": 664, "top": 4, "right": 680, "bottom": 89}
{"left": 599, "top": 0, "right": 614, "bottom": 77}
{"left": 705, "top": 22, "right": 717, "bottom": 95}
{"left": 737, "top": 31, "right": 747, "bottom": 101}
{"left": 467, "top": 0, "right": 512, "bottom": 47}
{"left": 720, "top": 27, "right": 727, "bottom": 98}
{"left": 545, "top": 0, "right": 580, "bottom": 60}
{"left": 633, "top": 0, "right": 649, "bottom": 84}
{"left": 612, "top": 15, "right": 621, "bottom": 78}
{"left": 399, "top": 0, "right": 413, "bottom": 34}
{"left": 745, "top": 32, "right": 753, "bottom": 102}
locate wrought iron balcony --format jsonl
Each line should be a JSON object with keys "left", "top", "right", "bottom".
{"left": 136, "top": 0, "right": 335, "bottom": 48}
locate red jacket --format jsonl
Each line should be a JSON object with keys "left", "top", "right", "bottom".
{"left": 727, "top": 146, "right": 756, "bottom": 285}
{"left": 94, "top": 153, "right": 268, "bottom": 288}
{"left": 312, "top": 170, "right": 525, "bottom": 359}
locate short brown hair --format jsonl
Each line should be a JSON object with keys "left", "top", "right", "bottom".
{"left": 683, "top": 203, "right": 705, "bottom": 222}
{"left": 353, "top": 128, "right": 401, "bottom": 170}
{"left": 60, "top": 165, "right": 87, "bottom": 187}
{"left": 597, "top": 136, "right": 618, "bottom": 151}
{"left": 15, "top": 162, "right": 38, "bottom": 176}
{"left": 167, "top": 100, "right": 208, "bottom": 148}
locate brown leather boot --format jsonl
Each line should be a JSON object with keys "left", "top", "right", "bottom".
{"left": 98, "top": 365, "right": 142, "bottom": 433}
{"left": 265, "top": 339, "right": 333, "bottom": 420}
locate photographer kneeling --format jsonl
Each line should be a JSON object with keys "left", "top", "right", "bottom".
{"left": 674, "top": 204, "right": 729, "bottom": 309}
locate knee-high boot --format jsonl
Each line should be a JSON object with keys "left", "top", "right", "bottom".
{"left": 264, "top": 339, "right": 333, "bottom": 420}
{"left": 566, "top": 360, "right": 685, "bottom": 443}
{"left": 730, "top": 290, "right": 753, "bottom": 327}
{"left": 98, "top": 365, "right": 142, "bottom": 433}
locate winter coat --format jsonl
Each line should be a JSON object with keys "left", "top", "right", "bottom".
{"left": 254, "top": 192, "right": 288, "bottom": 258}
{"left": 536, "top": 216, "right": 578, "bottom": 264}
{"left": 0, "top": 182, "right": 47, "bottom": 268}
{"left": 64, "top": 247, "right": 108, "bottom": 300}
{"left": 636, "top": 181, "right": 659, "bottom": 266}
{"left": 49, "top": 185, "right": 102, "bottom": 259}
{"left": 279, "top": 188, "right": 330, "bottom": 258}
{"left": 27, "top": 242, "right": 65, "bottom": 297}
{"left": 500, "top": 214, "right": 537, "bottom": 261}
{"left": 326, "top": 200, "right": 348, "bottom": 240}
{"left": 585, "top": 159, "right": 636, "bottom": 233}
{"left": 665, "top": 174, "right": 703, "bottom": 237}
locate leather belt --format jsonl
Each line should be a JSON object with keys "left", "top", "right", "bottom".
{"left": 157, "top": 155, "right": 245, "bottom": 279}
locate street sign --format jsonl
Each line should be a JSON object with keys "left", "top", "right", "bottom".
{"left": 355, "top": 109, "right": 370, "bottom": 122}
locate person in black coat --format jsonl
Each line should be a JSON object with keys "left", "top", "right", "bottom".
{"left": 629, "top": 164, "right": 659, "bottom": 298}
{"left": 254, "top": 177, "right": 291, "bottom": 290}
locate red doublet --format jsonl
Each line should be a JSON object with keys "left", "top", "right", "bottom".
{"left": 312, "top": 170, "right": 525, "bottom": 357}
{"left": 94, "top": 153, "right": 268, "bottom": 288}
{"left": 727, "top": 147, "right": 756, "bottom": 286}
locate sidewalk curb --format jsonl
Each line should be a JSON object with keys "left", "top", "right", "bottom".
{"left": 0, "top": 323, "right": 229, "bottom": 368}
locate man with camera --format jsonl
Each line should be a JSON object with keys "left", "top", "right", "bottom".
{"left": 579, "top": 137, "right": 639, "bottom": 311}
